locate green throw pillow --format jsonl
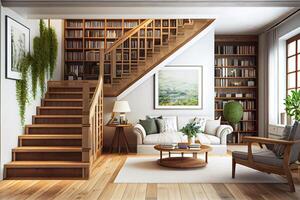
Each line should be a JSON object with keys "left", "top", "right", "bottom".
{"left": 139, "top": 118, "right": 158, "bottom": 135}
{"left": 155, "top": 119, "right": 166, "bottom": 133}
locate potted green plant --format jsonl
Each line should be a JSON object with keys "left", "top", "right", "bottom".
{"left": 180, "top": 120, "right": 201, "bottom": 144}
{"left": 284, "top": 90, "right": 300, "bottom": 123}
{"left": 223, "top": 101, "right": 244, "bottom": 131}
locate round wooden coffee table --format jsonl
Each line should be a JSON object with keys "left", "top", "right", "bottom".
{"left": 154, "top": 144, "right": 212, "bottom": 169}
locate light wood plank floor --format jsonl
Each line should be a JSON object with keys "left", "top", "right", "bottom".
{"left": 0, "top": 154, "right": 299, "bottom": 200}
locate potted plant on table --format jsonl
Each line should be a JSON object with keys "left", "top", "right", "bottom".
{"left": 223, "top": 101, "right": 243, "bottom": 142}
{"left": 180, "top": 120, "right": 201, "bottom": 144}
{"left": 284, "top": 90, "right": 300, "bottom": 123}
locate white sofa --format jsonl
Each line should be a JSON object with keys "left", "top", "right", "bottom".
{"left": 133, "top": 116, "right": 233, "bottom": 155}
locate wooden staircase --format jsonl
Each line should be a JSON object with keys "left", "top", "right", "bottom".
{"left": 4, "top": 80, "right": 103, "bottom": 179}
{"left": 103, "top": 19, "right": 214, "bottom": 97}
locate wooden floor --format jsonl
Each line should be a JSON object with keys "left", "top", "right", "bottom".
{"left": 0, "top": 154, "right": 299, "bottom": 200}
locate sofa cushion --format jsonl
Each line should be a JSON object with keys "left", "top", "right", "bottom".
{"left": 143, "top": 132, "right": 187, "bottom": 145}
{"left": 155, "top": 119, "right": 166, "bottom": 133}
{"left": 139, "top": 118, "right": 158, "bottom": 135}
{"left": 197, "top": 133, "right": 220, "bottom": 145}
{"left": 194, "top": 117, "right": 207, "bottom": 133}
{"left": 205, "top": 117, "right": 221, "bottom": 136}
{"left": 232, "top": 150, "right": 283, "bottom": 167}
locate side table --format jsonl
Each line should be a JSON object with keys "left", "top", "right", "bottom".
{"left": 106, "top": 124, "right": 132, "bottom": 154}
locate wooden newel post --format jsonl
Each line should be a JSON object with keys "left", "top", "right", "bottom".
{"left": 82, "top": 82, "right": 91, "bottom": 163}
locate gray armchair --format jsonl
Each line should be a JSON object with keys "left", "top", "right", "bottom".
{"left": 232, "top": 121, "right": 300, "bottom": 192}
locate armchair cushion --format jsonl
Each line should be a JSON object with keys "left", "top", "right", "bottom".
{"left": 232, "top": 150, "right": 283, "bottom": 167}
{"left": 205, "top": 117, "right": 221, "bottom": 136}
{"left": 272, "top": 125, "right": 292, "bottom": 158}
{"left": 143, "top": 132, "right": 186, "bottom": 145}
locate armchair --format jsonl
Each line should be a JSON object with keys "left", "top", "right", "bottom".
{"left": 232, "top": 136, "right": 300, "bottom": 192}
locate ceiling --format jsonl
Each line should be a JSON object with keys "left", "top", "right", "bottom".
{"left": 6, "top": 6, "right": 297, "bottom": 34}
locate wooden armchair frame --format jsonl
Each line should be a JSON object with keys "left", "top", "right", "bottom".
{"left": 232, "top": 136, "right": 300, "bottom": 192}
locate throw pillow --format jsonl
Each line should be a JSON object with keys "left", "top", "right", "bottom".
{"left": 193, "top": 117, "right": 207, "bottom": 133}
{"left": 205, "top": 117, "right": 221, "bottom": 136}
{"left": 272, "top": 125, "right": 292, "bottom": 158}
{"left": 163, "top": 116, "right": 178, "bottom": 132}
{"left": 287, "top": 121, "right": 300, "bottom": 163}
{"left": 139, "top": 118, "right": 158, "bottom": 135}
{"left": 155, "top": 118, "right": 166, "bottom": 133}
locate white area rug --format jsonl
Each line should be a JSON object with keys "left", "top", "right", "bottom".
{"left": 114, "top": 156, "right": 286, "bottom": 183}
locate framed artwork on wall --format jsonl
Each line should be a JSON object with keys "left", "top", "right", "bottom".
{"left": 6, "top": 16, "right": 30, "bottom": 80}
{"left": 154, "top": 66, "right": 203, "bottom": 109}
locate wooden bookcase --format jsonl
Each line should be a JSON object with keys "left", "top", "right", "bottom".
{"left": 215, "top": 35, "right": 259, "bottom": 144}
{"left": 64, "top": 19, "right": 186, "bottom": 83}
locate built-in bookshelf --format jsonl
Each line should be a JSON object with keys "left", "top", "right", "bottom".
{"left": 64, "top": 19, "right": 184, "bottom": 81}
{"left": 215, "top": 35, "right": 258, "bottom": 144}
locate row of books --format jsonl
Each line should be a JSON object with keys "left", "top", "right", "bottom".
{"left": 66, "top": 20, "right": 83, "bottom": 28}
{"left": 215, "top": 92, "right": 255, "bottom": 98}
{"left": 215, "top": 100, "right": 255, "bottom": 110}
{"left": 66, "top": 41, "right": 83, "bottom": 49}
{"left": 66, "top": 64, "right": 84, "bottom": 77}
{"left": 106, "top": 30, "right": 122, "bottom": 38}
{"left": 215, "top": 68, "right": 256, "bottom": 78}
{"left": 124, "top": 21, "right": 138, "bottom": 28}
{"left": 85, "top": 20, "right": 105, "bottom": 28}
{"left": 106, "top": 21, "right": 122, "bottom": 27}
{"left": 215, "top": 58, "right": 255, "bottom": 67}
{"left": 115, "top": 51, "right": 138, "bottom": 61}
{"left": 65, "top": 30, "right": 83, "bottom": 38}
{"left": 85, "top": 41, "right": 105, "bottom": 49}
{"left": 243, "top": 112, "right": 255, "bottom": 120}
{"left": 215, "top": 45, "right": 256, "bottom": 55}
{"left": 65, "top": 52, "right": 84, "bottom": 60}
{"left": 85, "top": 30, "right": 105, "bottom": 37}
{"left": 85, "top": 51, "right": 100, "bottom": 61}
{"left": 215, "top": 79, "right": 256, "bottom": 87}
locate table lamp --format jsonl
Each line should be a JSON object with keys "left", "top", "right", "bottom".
{"left": 112, "top": 101, "right": 131, "bottom": 124}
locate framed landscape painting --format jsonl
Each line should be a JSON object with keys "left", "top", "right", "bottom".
{"left": 6, "top": 16, "right": 30, "bottom": 80}
{"left": 155, "top": 66, "right": 202, "bottom": 109}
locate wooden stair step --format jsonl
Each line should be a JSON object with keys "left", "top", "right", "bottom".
{"left": 33, "top": 115, "right": 82, "bottom": 124}
{"left": 13, "top": 146, "right": 82, "bottom": 152}
{"left": 12, "top": 147, "right": 82, "bottom": 162}
{"left": 4, "top": 161, "right": 89, "bottom": 179}
{"left": 26, "top": 124, "right": 82, "bottom": 135}
{"left": 19, "top": 134, "right": 82, "bottom": 147}
{"left": 37, "top": 106, "right": 83, "bottom": 115}
{"left": 42, "top": 99, "right": 83, "bottom": 107}
{"left": 46, "top": 92, "right": 94, "bottom": 99}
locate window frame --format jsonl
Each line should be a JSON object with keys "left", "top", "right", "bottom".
{"left": 286, "top": 34, "right": 300, "bottom": 95}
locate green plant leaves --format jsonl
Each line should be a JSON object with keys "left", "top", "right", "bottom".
{"left": 16, "top": 19, "right": 58, "bottom": 126}
{"left": 284, "top": 90, "right": 300, "bottom": 121}
{"left": 180, "top": 120, "right": 201, "bottom": 138}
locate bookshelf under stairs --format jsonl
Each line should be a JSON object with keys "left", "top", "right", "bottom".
{"left": 4, "top": 80, "right": 103, "bottom": 179}
{"left": 215, "top": 35, "right": 258, "bottom": 144}
{"left": 64, "top": 18, "right": 214, "bottom": 97}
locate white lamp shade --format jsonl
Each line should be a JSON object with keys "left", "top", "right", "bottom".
{"left": 113, "top": 101, "right": 131, "bottom": 113}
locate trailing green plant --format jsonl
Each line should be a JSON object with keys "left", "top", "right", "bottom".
{"left": 16, "top": 19, "right": 58, "bottom": 125}
{"left": 49, "top": 27, "right": 58, "bottom": 78}
{"left": 180, "top": 119, "right": 201, "bottom": 139}
{"left": 16, "top": 54, "right": 32, "bottom": 125}
{"left": 284, "top": 90, "right": 300, "bottom": 121}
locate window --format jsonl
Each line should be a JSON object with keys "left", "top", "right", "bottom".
{"left": 286, "top": 34, "right": 300, "bottom": 95}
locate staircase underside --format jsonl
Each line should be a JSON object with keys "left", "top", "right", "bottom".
{"left": 103, "top": 19, "right": 214, "bottom": 97}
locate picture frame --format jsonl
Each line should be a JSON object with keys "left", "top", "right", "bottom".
{"left": 154, "top": 66, "right": 203, "bottom": 109}
{"left": 6, "top": 16, "right": 30, "bottom": 80}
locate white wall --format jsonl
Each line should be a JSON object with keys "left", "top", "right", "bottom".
{"left": 103, "top": 27, "right": 215, "bottom": 151}
{"left": 0, "top": 7, "right": 63, "bottom": 179}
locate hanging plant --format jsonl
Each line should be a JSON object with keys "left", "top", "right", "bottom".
{"left": 16, "top": 54, "right": 32, "bottom": 125}
{"left": 16, "top": 19, "right": 58, "bottom": 125}
{"left": 49, "top": 27, "right": 58, "bottom": 78}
